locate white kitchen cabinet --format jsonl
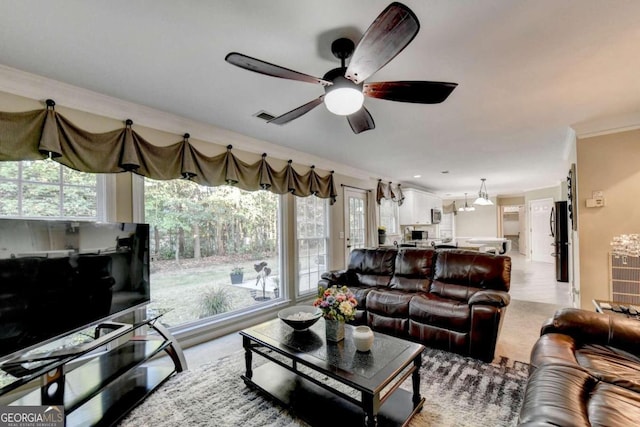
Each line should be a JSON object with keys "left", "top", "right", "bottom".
{"left": 399, "top": 188, "right": 442, "bottom": 225}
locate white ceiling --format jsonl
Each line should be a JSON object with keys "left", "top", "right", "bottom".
{"left": 1, "top": 0, "right": 639, "bottom": 198}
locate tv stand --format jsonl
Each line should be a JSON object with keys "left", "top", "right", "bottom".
{"left": 0, "top": 316, "right": 186, "bottom": 426}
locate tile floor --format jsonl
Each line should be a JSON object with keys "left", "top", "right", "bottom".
{"left": 178, "top": 250, "right": 573, "bottom": 369}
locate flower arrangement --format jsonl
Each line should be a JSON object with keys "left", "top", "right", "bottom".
{"left": 378, "top": 225, "right": 386, "bottom": 234}
{"left": 313, "top": 285, "right": 357, "bottom": 322}
{"left": 231, "top": 266, "right": 244, "bottom": 275}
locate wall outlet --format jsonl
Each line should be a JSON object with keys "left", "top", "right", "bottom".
{"left": 586, "top": 198, "right": 605, "bottom": 208}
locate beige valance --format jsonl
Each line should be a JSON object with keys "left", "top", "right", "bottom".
{"left": 376, "top": 180, "right": 404, "bottom": 206}
{"left": 0, "top": 101, "right": 337, "bottom": 203}
{"left": 443, "top": 201, "right": 458, "bottom": 215}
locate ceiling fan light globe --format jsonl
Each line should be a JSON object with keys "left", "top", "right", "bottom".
{"left": 324, "top": 87, "right": 364, "bottom": 115}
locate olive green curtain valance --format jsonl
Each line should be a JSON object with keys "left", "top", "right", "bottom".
{"left": 0, "top": 105, "right": 337, "bottom": 203}
{"left": 376, "top": 180, "right": 404, "bottom": 206}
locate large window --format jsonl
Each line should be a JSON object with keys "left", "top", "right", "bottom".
{"left": 0, "top": 160, "right": 101, "bottom": 219}
{"left": 296, "top": 196, "right": 329, "bottom": 296}
{"left": 379, "top": 198, "right": 399, "bottom": 234}
{"left": 144, "top": 179, "right": 281, "bottom": 328}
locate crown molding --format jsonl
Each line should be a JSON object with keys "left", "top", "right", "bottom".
{"left": 0, "top": 64, "right": 377, "bottom": 181}
{"left": 572, "top": 110, "right": 640, "bottom": 139}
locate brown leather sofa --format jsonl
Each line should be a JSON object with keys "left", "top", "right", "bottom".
{"left": 319, "top": 248, "right": 511, "bottom": 362}
{"left": 518, "top": 308, "right": 640, "bottom": 426}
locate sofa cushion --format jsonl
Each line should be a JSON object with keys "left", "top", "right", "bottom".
{"left": 409, "top": 293, "right": 470, "bottom": 332}
{"left": 532, "top": 332, "right": 640, "bottom": 394}
{"left": 577, "top": 344, "right": 640, "bottom": 393}
{"left": 365, "top": 289, "right": 413, "bottom": 336}
{"left": 518, "top": 363, "right": 640, "bottom": 426}
{"left": 389, "top": 248, "right": 435, "bottom": 292}
{"left": 433, "top": 250, "right": 511, "bottom": 293}
{"left": 366, "top": 290, "right": 413, "bottom": 317}
{"left": 347, "top": 248, "right": 395, "bottom": 287}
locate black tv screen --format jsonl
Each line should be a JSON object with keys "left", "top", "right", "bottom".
{"left": 0, "top": 219, "right": 150, "bottom": 362}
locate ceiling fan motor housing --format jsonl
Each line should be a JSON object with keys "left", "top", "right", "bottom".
{"left": 331, "top": 38, "right": 355, "bottom": 62}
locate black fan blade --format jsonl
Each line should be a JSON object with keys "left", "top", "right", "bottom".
{"left": 268, "top": 96, "right": 325, "bottom": 125}
{"left": 345, "top": 2, "right": 420, "bottom": 84}
{"left": 364, "top": 81, "right": 457, "bottom": 104}
{"left": 225, "top": 53, "right": 331, "bottom": 86}
{"left": 347, "top": 107, "right": 375, "bottom": 134}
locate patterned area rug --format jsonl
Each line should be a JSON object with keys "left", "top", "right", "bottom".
{"left": 119, "top": 348, "right": 529, "bottom": 427}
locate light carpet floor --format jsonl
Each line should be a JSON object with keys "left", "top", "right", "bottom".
{"left": 120, "top": 347, "right": 529, "bottom": 427}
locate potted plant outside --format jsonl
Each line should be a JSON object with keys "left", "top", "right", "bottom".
{"left": 230, "top": 266, "right": 244, "bottom": 284}
{"left": 378, "top": 226, "right": 387, "bottom": 245}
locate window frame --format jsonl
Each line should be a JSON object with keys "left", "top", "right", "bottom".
{"left": 0, "top": 160, "right": 108, "bottom": 221}
{"left": 138, "top": 176, "right": 287, "bottom": 330}
{"left": 378, "top": 198, "right": 399, "bottom": 234}
{"left": 294, "top": 196, "right": 330, "bottom": 298}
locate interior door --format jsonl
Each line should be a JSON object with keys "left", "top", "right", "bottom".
{"left": 530, "top": 198, "right": 555, "bottom": 263}
{"left": 344, "top": 188, "right": 368, "bottom": 265}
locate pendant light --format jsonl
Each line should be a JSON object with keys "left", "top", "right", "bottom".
{"left": 473, "top": 178, "right": 494, "bottom": 206}
{"left": 458, "top": 193, "right": 476, "bottom": 212}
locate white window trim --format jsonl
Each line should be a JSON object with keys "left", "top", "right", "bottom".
{"left": 294, "top": 196, "right": 330, "bottom": 298}
{"left": 132, "top": 173, "right": 145, "bottom": 223}
{"left": 379, "top": 198, "right": 399, "bottom": 234}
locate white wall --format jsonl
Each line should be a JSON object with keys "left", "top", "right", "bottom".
{"left": 450, "top": 197, "right": 498, "bottom": 237}
{"left": 503, "top": 214, "right": 519, "bottom": 235}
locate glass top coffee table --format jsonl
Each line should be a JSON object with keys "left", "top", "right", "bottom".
{"left": 240, "top": 318, "right": 425, "bottom": 427}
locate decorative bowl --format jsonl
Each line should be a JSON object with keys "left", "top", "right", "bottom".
{"left": 278, "top": 305, "right": 322, "bottom": 331}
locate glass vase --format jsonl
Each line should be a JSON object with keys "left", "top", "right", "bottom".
{"left": 325, "top": 318, "right": 345, "bottom": 342}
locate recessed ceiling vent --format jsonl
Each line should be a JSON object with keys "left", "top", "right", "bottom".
{"left": 253, "top": 110, "right": 275, "bottom": 121}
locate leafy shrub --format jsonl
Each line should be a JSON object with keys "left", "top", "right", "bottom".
{"left": 199, "top": 286, "right": 232, "bottom": 318}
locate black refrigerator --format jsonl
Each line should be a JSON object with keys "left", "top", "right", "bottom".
{"left": 550, "top": 201, "right": 569, "bottom": 282}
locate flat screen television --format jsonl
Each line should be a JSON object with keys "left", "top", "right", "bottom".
{"left": 0, "top": 219, "right": 150, "bottom": 363}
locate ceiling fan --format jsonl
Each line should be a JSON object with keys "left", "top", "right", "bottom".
{"left": 225, "top": 2, "right": 457, "bottom": 134}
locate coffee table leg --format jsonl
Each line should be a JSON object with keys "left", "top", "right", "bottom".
{"left": 243, "top": 335, "right": 253, "bottom": 380}
{"left": 362, "top": 392, "right": 379, "bottom": 427}
{"left": 412, "top": 353, "right": 422, "bottom": 407}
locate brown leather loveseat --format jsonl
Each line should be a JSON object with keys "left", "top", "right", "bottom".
{"left": 518, "top": 308, "right": 640, "bottom": 426}
{"left": 319, "top": 248, "right": 511, "bottom": 362}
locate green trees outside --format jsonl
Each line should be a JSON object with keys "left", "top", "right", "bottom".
{"left": 144, "top": 178, "right": 278, "bottom": 262}
{"left": 0, "top": 160, "right": 96, "bottom": 218}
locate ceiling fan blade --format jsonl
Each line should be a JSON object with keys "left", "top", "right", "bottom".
{"left": 347, "top": 107, "right": 375, "bottom": 134}
{"left": 345, "top": 2, "right": 420, "bottom": 84}
{"left": 268, "top": 96, "right": 325, "bottom": 125}
{"left": 364, "top": 81, "right": 458, "bottom": 104}
{"left": 225, "top": 53, "right": 331, "bottom": 86}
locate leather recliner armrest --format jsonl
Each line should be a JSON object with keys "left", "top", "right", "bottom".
{"left": 467, "top": 290, "right": 511, "bottom": 307}
{"left": 320, "top": 270, "right": 347, "bottom": 283}
{"left": 541, "top": 307, "right": 640, "bottom": 356}
{"left": 318, "top": 270, "right": 350, "bottom": 293}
